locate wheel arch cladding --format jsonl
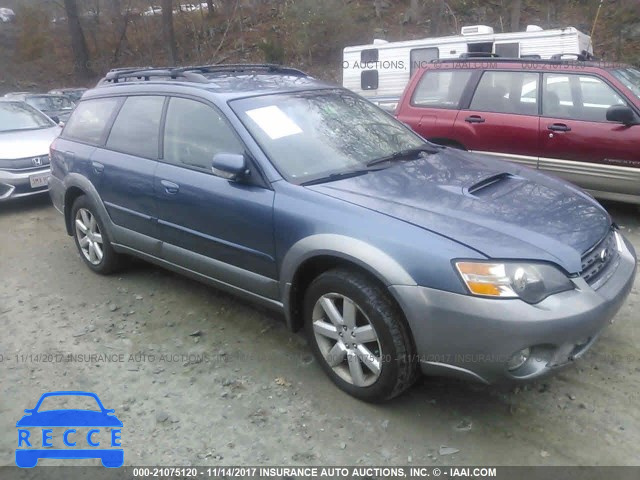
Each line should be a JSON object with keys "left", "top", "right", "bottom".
{"left": 280, "top": 234, "right": 417, "bottom": 332}
{"left": 63, "top": 174, "right": 111, "bottom": 237}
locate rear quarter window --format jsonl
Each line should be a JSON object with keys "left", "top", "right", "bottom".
{"left": 62, "top": 97, "right": 121, "bottom": 145}
{"left": 411, "top": 70, "right": 473, "bottom": 109}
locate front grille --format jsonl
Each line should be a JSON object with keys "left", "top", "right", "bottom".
{"left": 581, "top": 230, "right": 618, "bottom": 286}
{"left": 0, "top": 155, "right": 50, "bottom": 172}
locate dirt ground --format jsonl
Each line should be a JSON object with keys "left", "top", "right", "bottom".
{"left": 0, "top": 195, "right": 639, "bottom": 467}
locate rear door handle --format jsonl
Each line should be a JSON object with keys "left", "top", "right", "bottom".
{"left": 160, "top": 180, "right": 180, "bottom": 194}
{"left": 548, "top": 123, "right": 571, "bottom": 132}
{"left": 91, "top": 161, "right": 104, "bottom": 174}
{"left": 465, "top": 115, "right": 485, "bottom": 123}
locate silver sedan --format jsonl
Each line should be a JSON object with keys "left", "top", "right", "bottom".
{"left": 0, "top": 101, "right": 61, "bottom": 201}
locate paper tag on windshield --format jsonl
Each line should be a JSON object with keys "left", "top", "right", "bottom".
{"left": 246, "top": 105, "right": 303, "bottom": 140}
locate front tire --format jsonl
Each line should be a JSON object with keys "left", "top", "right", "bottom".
{"left": 304, "top": 268, "right": 418, "bottom": 402}
{"left": 71, "top": 195, "right": 121, "bottom": 274}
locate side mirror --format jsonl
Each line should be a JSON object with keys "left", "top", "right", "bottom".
{"left": 606, "top": 105, "right": 638, "bottom": 126}
{"left": 212, "top": 153, "right": 247, "bottom": 181}
{"left": 50, "top": 115, "right": 60, "bottom": 124}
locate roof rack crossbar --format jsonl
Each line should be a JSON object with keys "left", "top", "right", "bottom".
{"left": 97, "top": 63, "right": 309, "bottom": 86}
{"left": 173, "top": 63, "right": 308, "bottom": 76}
{"left": 98, "top": 68, "right": 209, "bottom": 85}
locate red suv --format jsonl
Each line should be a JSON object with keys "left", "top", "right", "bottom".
{"left": 396, "top": 59, "right": 640, "bottom": 204}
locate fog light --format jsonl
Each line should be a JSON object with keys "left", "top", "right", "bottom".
{"left": 507, "top": 348, "right": 531, "bottom": 371}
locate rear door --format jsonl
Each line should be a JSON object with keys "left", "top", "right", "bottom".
{"left": 154, "top": 96, "right": 277, "bottom": 298}
{"left": 538, "top": 72, "right": 639, "bottom": 196}
{"left": 452, "top": 70, "right": 541, "bottom": 169}
{"left": 396, "top": 69, "right": 475, "bottom": 145}
{"left": 94, "top": 95, "right": 165, "bottom": 241}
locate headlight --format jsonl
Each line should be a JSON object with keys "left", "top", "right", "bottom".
{"left": 455, "top": 261, "right": 574, "bottom": 304}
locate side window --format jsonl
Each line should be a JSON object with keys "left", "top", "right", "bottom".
{"left": 410, "top": 47, "right": 439, "bottom": 77}
{"left": 494, "top": 42, "right": 520, "bottom": 58}
{"left": 360, "top": 49, "right": 378, "bottom": 64}
{"left": 411, "top": 70, "right": 473, "bottom": 109}
{"left": 62, "top": 98, "right": 121, "bottom": 145}
{"left": 470, "top": 71, "right": 539, "bottom": 115}
{"left": 543, "top": 74, "right": 626, "bottom": 122}
{"left": 163, "top": 97, "right": 244, "bottom": 173}
{"left": 361, "top": 70, "right": 379, "bottom": 91}
{"left": 106, "top": 96, "right": 164, "bottom": 158}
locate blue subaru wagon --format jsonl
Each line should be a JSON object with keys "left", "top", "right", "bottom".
{"left": 49, "top": 64, "right": 636, "bottom": 401}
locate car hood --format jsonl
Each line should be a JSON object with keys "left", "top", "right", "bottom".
{"left": 307, "top": 149, "right": 611, "bottom": 274}
{"left": 16, "top": 410, "right": 123, "bottom": 427}
{"left": 0, "top": 126, "right": 61, "bottom": 159}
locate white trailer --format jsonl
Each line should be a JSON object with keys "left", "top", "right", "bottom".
{"left": 342, "top": 25, "right": 593, "bottom": 110}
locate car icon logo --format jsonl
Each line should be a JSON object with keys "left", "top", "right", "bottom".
{"left": 31, "top": 156, "right": 44, "bottom": 167}
{"left": 15, "top": 391, "right": 123, "bottom": 468}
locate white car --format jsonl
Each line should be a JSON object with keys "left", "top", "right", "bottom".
{"left": 0, "top": 101, "right": 61, "bottom": 201}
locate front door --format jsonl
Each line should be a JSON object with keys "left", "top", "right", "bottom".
{"left": 154, "top": 96, "right": 277, "bottom": 298}
{"left": 538, "top": 72, "right": 640, "bottom": 197}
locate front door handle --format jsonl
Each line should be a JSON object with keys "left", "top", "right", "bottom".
{"left": 548, "top": 123, "right": 571, "bottom": 132}
{"left": 465, "top": 115, "right": 485, "bottom": 123}
{"left": 91, "top": 161, "right": 104, "bottom": 174}
{"left": 160, "top": 180, "right": 180, "bottom": 194}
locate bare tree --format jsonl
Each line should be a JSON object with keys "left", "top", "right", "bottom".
{"left": 206, "top": 0, "right": 215, "bottom": 17}
{"left": 162, "top": 0, "right": 178, "bottom": 65}
{"left": 510, "top": 0, "right": 522, "bottom": 32}
{"left": 63, "top": 0, "right": 93, "bottom": 77}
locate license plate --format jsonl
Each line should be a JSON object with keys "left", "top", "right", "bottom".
{"left": 29, "top": 173, "right": 50, "bottom": 189}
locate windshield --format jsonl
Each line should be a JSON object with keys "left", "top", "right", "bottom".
{"left": 231, "top": 89, "right": 426, "bottom": 183}
{"left": 0, "top": 102, "right": 53, "bottom": 132}
{"left": 611, "top": 67, "right": 640, "bottom": 100}
{"left": 26, "top": 95, "right": 74, "bottom": 111}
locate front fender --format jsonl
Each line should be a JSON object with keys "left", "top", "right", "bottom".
{"left": 279, "top": 234, "right": 417, "bottom": 329}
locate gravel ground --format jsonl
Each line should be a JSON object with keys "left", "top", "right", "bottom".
{"left": 0, "top": 195, "right": 638, "bottom": 467}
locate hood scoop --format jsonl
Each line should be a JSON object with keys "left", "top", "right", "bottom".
{"left": 467, "top": 172, "right": 520, "bottom": 197}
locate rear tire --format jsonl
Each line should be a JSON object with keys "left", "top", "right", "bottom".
{"left": 71, "top": 195, "right": 122, "bottom": 274}
{"left": 304, "top": 268, "right": 418, "bottom": 402}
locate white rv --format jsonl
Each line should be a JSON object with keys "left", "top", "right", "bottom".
{"left": 342, "top": 25, "right": 593, "bottom": 110}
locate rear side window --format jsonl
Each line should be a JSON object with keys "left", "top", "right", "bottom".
{"left": 411, "top": 70, "right": 472, "bottom": 109}
{"left": 470, "top": 71, "right": 539, "bottom": 115}
{"left": 163, "top": 97, "right": 243, "bottom": 173}
{"left": 63, "top": 98, "right": 120, "bottom": 145}
{"left": 106, "top": 96, "right": 165, "bottom": 158}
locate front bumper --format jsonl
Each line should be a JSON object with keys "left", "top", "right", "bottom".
{"left": 392, "top": 233, "right": 637, "bottom": 384}
{"left": 0, "top": 167, "right": 50, "bottom": 201}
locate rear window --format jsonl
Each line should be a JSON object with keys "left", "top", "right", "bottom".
{"left": 106, "top": 96, "right": 165, "bottom": 158}
{"left": 63, "top": 97, "right": 121, "bottom": 145}
{"left": 411, "top": 70, "right": 473, "bottom": 109}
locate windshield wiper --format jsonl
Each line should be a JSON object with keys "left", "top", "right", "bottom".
{"left": 301, "top": 168, "right": 372, "bottom": 186}
{"left": 366, "top": 144, "right": 439, "bottom": 167}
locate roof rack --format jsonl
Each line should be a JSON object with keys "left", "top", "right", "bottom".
{"left": 97, "top": 63, "right": 309, "bottom": 86}
{"left": 173, "top": 63, "right": 309, "bottom": 76}
{"left": 550, "top": 52, "right": 595, "bottom": 61}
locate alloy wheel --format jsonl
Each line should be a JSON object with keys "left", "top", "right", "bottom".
{"left": 311, "top": 293, "right": 382, "bottom": 387}
{"left": 75, "top": 208, "right": 104, "bottom": 265}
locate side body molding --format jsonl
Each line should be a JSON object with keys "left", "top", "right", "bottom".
{"left": 279, "top": 234, "right": 417, "bottom": 329}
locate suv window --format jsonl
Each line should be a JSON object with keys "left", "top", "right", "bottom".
{"left": 470, "top": 71, "right": 539, "bottom": 115}
{"left": 163, "top": 97, "right": 244, "bottom": 172}
{"left": 106, "top": 96, "right": 165, "bottom": 158}
{"left": 543, "top": 74, "right": 626, "bottom": 122}
{"left": 63, "top": 97, "right": 120, "bottom": 145}
{"left": 412, "top": 70, "right": 472, "bottom": 109}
